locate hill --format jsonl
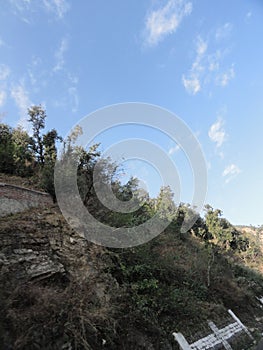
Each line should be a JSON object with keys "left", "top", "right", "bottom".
{"left": 0, "top": 115, "right": 263, "bottom": 349}
{"left": 0, "top": 201, "right": 262, "bottom": 349}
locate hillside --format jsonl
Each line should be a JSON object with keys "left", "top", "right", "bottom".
{"left": 0, "top": 200, "right": 263, "bottom": 349}
{"left": 235, "top": 225, "right": 263, "bottom": 275}
{"left": 0, "top": 117, "right": 263, "bottom": 349}
{"left": 0, "top": 173, "right": 44, "bottom": 192}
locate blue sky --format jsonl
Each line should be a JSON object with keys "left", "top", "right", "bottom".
{"left": 0, "top": 0, "right": 263, "bottom": 226}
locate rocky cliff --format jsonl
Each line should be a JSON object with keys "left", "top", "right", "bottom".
{"left": 0, "top": 206, "right": 121, "bottom": 349}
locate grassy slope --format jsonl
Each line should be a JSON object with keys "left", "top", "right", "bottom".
{"left": 109, "top": 225, "right": 263, "bottom": 347}
{"left": 0, "top": 172, "right": 44, "bottom": 191}
{"left": 0, "top": 201, "right": 262, "bottom": 348}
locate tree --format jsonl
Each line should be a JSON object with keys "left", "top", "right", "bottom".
{"left": 40, "top": 129, "right": 62, "bottom": 201}
{"left": 0, "top": 123, "right": 14, "bottom": 174}
{"left": 156, "top": 186, "right": 176, "bottom": 221}
{"left": 204, "top": 205, "right": 248, "bottom": 251}
{"left": 12, "top": 126, "right": 34, "bottom": 176}
{"left": 204, "top": 205, "right": 223, "bottom": 242}
{"left": 27, "top": 105, "right": 46, "bottom": 165}
{"left": 27, "top": 105, "right": 63, "bottom": 198}
{"left": 43, "top": 129, "right": 62, "bottom": 163}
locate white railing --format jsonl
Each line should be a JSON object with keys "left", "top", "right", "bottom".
{"left": 173, "top": 309, "right": 253, "bottom": 350}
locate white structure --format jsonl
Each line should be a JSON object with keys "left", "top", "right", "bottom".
{"left": 173, "top": 309, "right": 253, "bottom": 350}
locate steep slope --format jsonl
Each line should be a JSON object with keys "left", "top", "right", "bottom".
{"left": 0, "top": 206, "right": 120, "bottom": 349}
{"left": 0, "top": 204, "right": 262, "bottom": 349}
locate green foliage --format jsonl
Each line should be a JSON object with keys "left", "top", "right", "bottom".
{"left": 12, "top": 126, "right": 34, "bottom": 176}
{"left": 204, "top": 205, "right": 249, "bottom": 251}
{"left": 0, "top": 123, "right": 15, "bottom": 174}
{"left": 0, "top": 107, "right": 63, "bottom": 199}
{"left": 27, "top": 104, "right": 47, "bottom": 165}
{"left": 43, "top": 128, "right": 62, "bottom": 163}
{"left": 156, "top": 185, "right": 177, "bottom": 221}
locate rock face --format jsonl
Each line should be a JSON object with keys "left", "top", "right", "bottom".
{"left": 0, "top": 224, "right": 64, "bottom": 282}
{"left": 0, "top": 205, "right": 121, "bottom": 349}
{"left": 0, "top": 205, "right": 112, "bottom": 283}
{"left": 0, "top": 182, "right": 52, "bottom": 217}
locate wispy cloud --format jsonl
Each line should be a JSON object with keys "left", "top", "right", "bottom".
{"left": 222, "top": 164, "right": 241, "bottom": 183}
{"left": 208, "top": 118, "right": 226, "bottom": 147}
{"left": 51, "top": 39, "right": 79, "bottom": 112}
{"left": 8, "top": 0, "right": 35, "bottom": 23}
{"left": 182, "top": 75, "right": 200, "bottom": 95}
{"left": 215, "top": 23, "right": 233, "bottom": 41}
{"left": 0, "top": 90, "right": 6, "bottom": 107}
{"left": 182, "top": 36, "right": 207, "bottom": 94}
{"left": 42, "top": 0, "right": 70, "bottom": 19}
{"left": 216, "top": 65, "right": 235, "bottom": 87}
{"left": 208, "top": 50, "right": 221, "bottom": 72}
{"left": 26, "top": 56, "right": 50, "bottom": 92}
{"left": 53, "top": 37, "right": 68, "bottom": 72}
{"left": 68, "top": 87, "right": 79, "bottom": 113}
{"left": 0, "top": 64, "right": 11, "bottom": 80}
{"left": 8, "top": 0, "right": 69, "bottom": 21}
{"left": 144, "top": 0, "right": 192, "bottom": 47}
{"left": 9, "top": 0, "right": 32, "bottom": 12}
{"left": 10, "top": 83, "right": 32, "bottom": 130}
{"left": 182, "top": 25, "right": 235, "bottom": 94}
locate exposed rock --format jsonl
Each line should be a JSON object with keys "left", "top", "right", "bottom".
{"left": 0, "top": 221, "right": 62, "bottom": 281}
{"left": 0, "top": 205, "right": 122, "bottom": 349}
{"left": 0, "top": 206, "right": 115, "bottom": 286}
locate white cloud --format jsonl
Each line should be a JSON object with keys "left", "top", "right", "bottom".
{"left": 222, "top": 164, "right": 241, "bottom": 183}
{"left": 27, "top": 56, "right": 48, "bottom": 91}
{"left": 11, "top": 84, "right": 31, "bottom": 114}
{"left": 10, "top": 83, "right": 32, "bottom": 130}
{"left": 8, "top": 0, "right": 34, "bottom": 23}
{"left": 215, "top": 23, "right": 233, "bottom": 41}
{"left": 182, "top": 36, "right": 207, "bottom": 94}
{"left": 67, "top": 73, "right": 78, "bottom": 85}
{"left": 144, "top": 0, "right": 192, "bottom": 47}
{"left": 208, "top": 50, "right": 221, "bottom": 72}
{"left": 28, "top": 69, "right": 37, "bottom": 86}
{"left": 42, "top": 0, "right": 70, "bottom": 19}
{"left": 9, "top": 0, "right": 69, "bottom": 21}
{"left": 208, "top": 118, "right": 226, "bottom": 147}
{"left": 68, "top": 87, "right": 79, "bottom": 113}
{"left": 182, "top": 25, "right": 235, "bottom": 94}
{"left": 182, "top": 75, "right": 200, "bottom": 94}
{"left": 168, "top": 144, "right": 180, "bottom": 155}
{"left": 0, "top": 64, "right": 11, "bottom": 80}
{"left": 196, "top": 36, "right": 207, "bottom": 56}
{"left": 216, "top": 66, "right": 235, "bottom": 87}
{"left": 9, "top": 0, "right": 32, "bottom": 12}
{"left": 0, "top": 90, "right": 6, "bottom": 107}
{"left": 53, "top": 37, "right": 68, "bottom": 72}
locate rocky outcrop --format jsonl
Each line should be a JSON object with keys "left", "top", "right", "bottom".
{"left": 0, "top": 205, "right": 114, "bottom": 284}
{"left": 0, "top": 210, "right": 63, "bottom": 282}
{"left": 0, "top": 205, "right": 121, "bottom": 349}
